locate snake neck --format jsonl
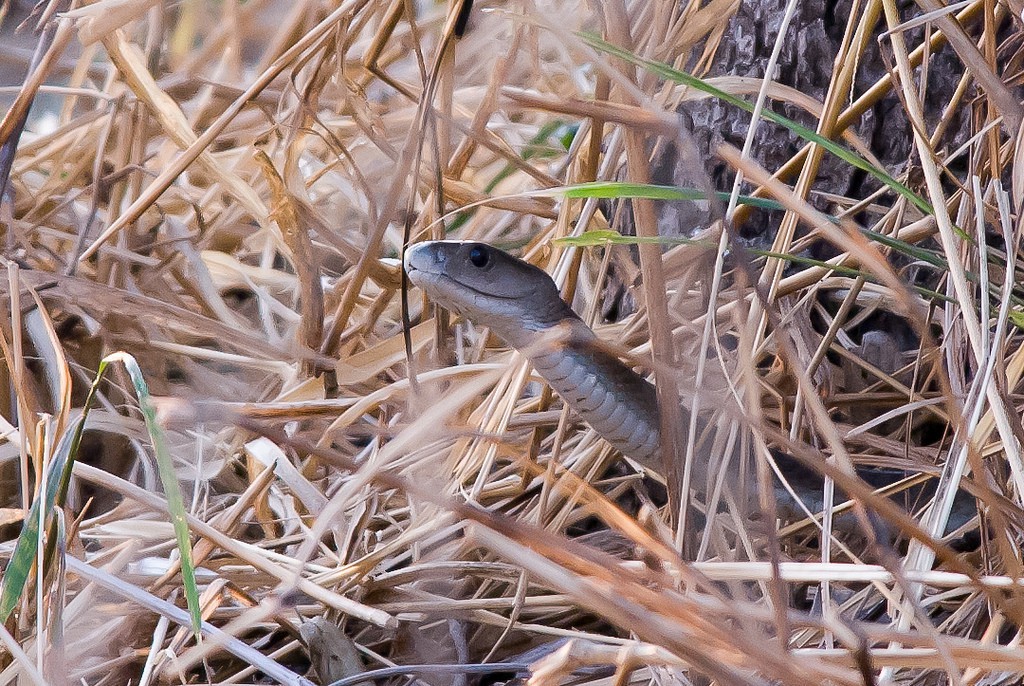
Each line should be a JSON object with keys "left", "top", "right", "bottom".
{"left": 516, "top": 318, "right": 663, "bottom": 469}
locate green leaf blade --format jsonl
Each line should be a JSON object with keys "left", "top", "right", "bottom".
{"left": 579, "top": 33, "right": 933, "bottom": 216}
{"left": 107, "top": 352, "right": 203, "bottom": 639}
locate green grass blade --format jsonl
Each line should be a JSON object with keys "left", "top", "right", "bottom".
{"left": 553, "top": 183, "right": 946, "bottom": 272}
{"left": 0, "top": 350, "right": 117, "bottom": 624}
{"left": 0, "top": 416, "right": 84, "bottom": 623}
{"left": 555, "top": 230, "right": 954, "bottom": 305}
{"left": 106, "top": 352, "right": 202, "bottom": 638}
{"left": 485, "top": 120, "right": 577, "bottom": 194}
{"left": 557, "top": 181, "right": 788, "bottom": 211}
{"left": 0, "top": 353, "right": 202, "bottom": 639}
{"left": 555, "top": 228, "right": 714, "bottom": 248}
{"left": 1, "top": 358, "right": 117, "bottom": 626}
{"left": 580, "top": 33, "right": 933, "bottom": 217}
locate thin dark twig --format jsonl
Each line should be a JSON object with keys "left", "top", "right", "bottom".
{"left": 0, "top": 4, "right": 67, "bottom": 203}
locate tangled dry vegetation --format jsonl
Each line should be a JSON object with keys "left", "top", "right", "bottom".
{"left": 3, "top": 0, "right": 1024, "bottom": 684}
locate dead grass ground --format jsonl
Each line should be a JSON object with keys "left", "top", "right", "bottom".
{"left": 1, "top": 0, "right": 1024, "bottom": 684}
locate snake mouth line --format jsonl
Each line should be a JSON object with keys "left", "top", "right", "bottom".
{"left": 407, "top": 267, "right": 518, "bottom": 303}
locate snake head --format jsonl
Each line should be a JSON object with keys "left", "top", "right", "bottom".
{"left": 403, "top": 241, "right": 577, "bottom": 346}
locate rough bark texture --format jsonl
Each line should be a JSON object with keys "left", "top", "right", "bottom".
{"left": 644, "top": 0, "right": 970, "bottom": 233}
{"left": 607, "top": 0, "right": 971, "bottom": 323}
{"left": 685, "top": 0, "right": 967, "bottom": 221}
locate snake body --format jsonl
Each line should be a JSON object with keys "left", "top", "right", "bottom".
{"left": 403, "top": 240, "right": 977, "bottom": 533}
{"left": 404, "top": 240, "right": 663, "bottom": 469}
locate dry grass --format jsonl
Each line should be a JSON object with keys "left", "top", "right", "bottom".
{"left": 1, "top": 0, "right": 1023, "bottom": 684}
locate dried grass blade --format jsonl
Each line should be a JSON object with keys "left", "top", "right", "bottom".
{"left": 908, "top": 0, "right": 1022, "bottom": 134}
{"left": 64, "top": 0, "right": 162, "bottom": 46}
{"left": 581, "top": 32, "right": 932, "bottom": 216}
{"left": 0, "top": 620, "right": 46, "bottom": 686}
{"left": 63, "top": 556, "right": 315, "bottom": 686}
{"left": 101, "top": 31, "right": 269, "bottom": 224}
{"left": 71, "top": 461, "right": 398, "bottom": 628}
{"left": 79, "top": 0, "right": 368, "bottom": 262}
{"left": 255, "top": 150, "right": 323, "bottom": 370}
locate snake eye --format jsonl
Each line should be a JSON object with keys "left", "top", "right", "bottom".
{"left": 468, "top": 245, "right": 489, "bottom": 268}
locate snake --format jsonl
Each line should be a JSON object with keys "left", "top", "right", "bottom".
{"left": 403, "top": 239, "right": 977, "bottom": 531}
{"left": 404, "top": 240, "right": 662, "bottom": 468}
